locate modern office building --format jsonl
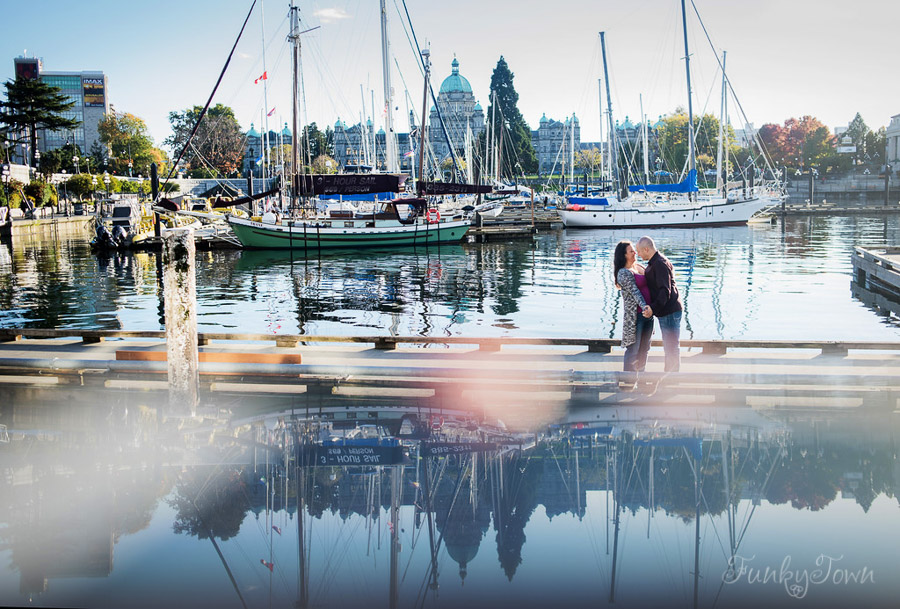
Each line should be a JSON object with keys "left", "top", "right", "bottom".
{"left": 10, "top": 55, "right": 109, "bottom": 162}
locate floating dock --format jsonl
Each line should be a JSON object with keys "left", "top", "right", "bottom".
{"left": 1, "top": 329, "right": 898, "bottom": 417}
{"left": 853, "top": 246, "right": 900, "bottom": 300}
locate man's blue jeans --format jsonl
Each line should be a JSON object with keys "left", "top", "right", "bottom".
{"left": 657, "top": 311, "right": 682, "bottom": 372}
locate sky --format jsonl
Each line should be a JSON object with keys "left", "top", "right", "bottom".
{"left": 1, "top": 0, "right": 898, "bottom": 153}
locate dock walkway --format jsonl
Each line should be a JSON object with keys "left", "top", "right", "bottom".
{"left": 1, "top": 330, "right": 898, "bottom": 419}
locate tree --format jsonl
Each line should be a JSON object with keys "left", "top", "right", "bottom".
{"left": 39, "top": 142, "right": 82, "bottom": 175}
{"left": 311, "top": 154, "right": 337, "bottom": 174}
{"left": 656, "top": 111, "right": 725, "bottom": 174}
{"left": 98, "top": 111, "right": 167, "bottom": 176}
{"left": 0, "top": 77, "right": 80, "bottom": 166}
{"left": 165, "top": 104, "right": 244, "bottom": 177}
{"left": 757, "top": 116, "right": 834, "bottom": 170}
{"left": 485, "top": 57, "right": 538, "bottom": 176}
{"left": 301, "top": 122, "right": 332, "bottom": 163}
{"left": 575, "top": 147, "right": 602, "bottom": 173}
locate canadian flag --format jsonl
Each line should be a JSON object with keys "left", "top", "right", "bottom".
{"left": 254, "top": 71, "right": 268, "bottom": 84}
{"left": 267, "top": 107, "right": 276, "bottom": 117}
{"left": 260, "top": 559, "right": 274, "bottom": 572}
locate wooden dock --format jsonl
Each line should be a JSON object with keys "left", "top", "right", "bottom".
{"left": 853, "top": 246, "right": 900, "bottom": 300}
{"left": 1, "top": 329, "right": 898, "bottom": 419}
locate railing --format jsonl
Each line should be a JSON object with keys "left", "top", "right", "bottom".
{"left": 2, "top": 327, "right": 899, "bottom": 356}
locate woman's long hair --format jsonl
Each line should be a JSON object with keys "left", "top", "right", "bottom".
{"left": 613, "top": 240, "right": 631, "bottom": 289}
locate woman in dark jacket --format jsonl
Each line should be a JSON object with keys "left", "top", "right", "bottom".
{"left": 614, "top": 240, "right": 653, "bottom": 371}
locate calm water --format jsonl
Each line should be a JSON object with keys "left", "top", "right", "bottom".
{"left": 2, "top": 216, "right": 900, "bottom": 608}
{"left": 1, "top": 214, "right": 899, "bottom": 340}
{"left": 0, "top": 399, "right": 897, "bottom": 609}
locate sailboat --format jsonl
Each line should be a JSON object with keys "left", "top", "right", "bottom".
{"left": 558, "top": 4, "right": 784, "bottom": 229}
{"left": 224, "top": 1, "right": 481, "bottom": 250}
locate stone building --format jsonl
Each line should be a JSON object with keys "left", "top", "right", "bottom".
{"left": 886, "top": 114, "right": 900, "bottom": 172}
{"left": 243, "top": 122, "right": 292, "bottom": 176}
{"left": 427, "top": 57, "right": 485, "bottom": 168}
{"left": 531, "top": 114, "right": 580, "bottom": 174}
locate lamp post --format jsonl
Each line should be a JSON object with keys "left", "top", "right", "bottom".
{"left": 2, "top": 141, "right": 10, "bottom": 164}
{"left": 128, "top": 160, "right": 133, "bottom": 177}
{"left": 137, "top": 174, "right": 144, "bottom": 201}
{"left": 91, "top": 174, "right": 97, "bottom": 211}
{"left": 61, "top": 169, "right": 69, "bottom": 216}
{"left": 1, "top": 164, "right": 9, "bottom": 207}
{"left": 73, "top": 155, "right": 80, "bottom": 174}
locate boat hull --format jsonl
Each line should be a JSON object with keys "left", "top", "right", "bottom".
{"left": 557, "top": 196, "right": 773, "bottom": 228}
{"left": 227, "top": 216, "right": 471, "bottom": 249}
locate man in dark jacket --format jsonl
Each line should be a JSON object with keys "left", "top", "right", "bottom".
{"left": 636, "top": 236, "right": 683, "bottom": 371}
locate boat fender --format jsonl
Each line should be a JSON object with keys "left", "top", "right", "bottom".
{"left": 425, "top": 208, "right": 440, "bottom": 224}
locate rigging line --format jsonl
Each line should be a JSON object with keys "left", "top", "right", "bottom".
{"left": 163, "top": 0, "right": 258, "bottom": 191}
{"left": 399, "top": 0, "right": 464, "bottom": 181}
{"left": 688, "top": 0, "right": 777, "bottom": 176}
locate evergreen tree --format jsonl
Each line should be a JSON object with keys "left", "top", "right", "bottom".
{"left": 485, "top": 57, "right": 537, "bottom": 176}
{"left": 0, "top": 77, "right": 80, "bottom": 166}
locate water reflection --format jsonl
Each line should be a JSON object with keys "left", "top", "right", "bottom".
{"left": 1, "top": 395, "right": 897, "bottom": 608}
{"left": 2, "top": 216, "right": 900, "bottom": 339}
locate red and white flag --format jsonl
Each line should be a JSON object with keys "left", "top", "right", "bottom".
{"left": 267, "top": 107, "right": 276, "bottom": 117}
{"left": 254, "top": 71, "right": 268, "bottom": 84}
{"left": 260, "top": 559, "right": 274, "bottom": 572}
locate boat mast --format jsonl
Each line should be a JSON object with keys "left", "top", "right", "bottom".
{"left": 260, "top": 0, "right": 271, "bottom": 179}
{"left": 599, "top": 32, "right": 617, "bottom": 195}
{"left": 641, "top": 94, "right": 649, "bottom": 185}
{"left": 569, "top": 113, "right": 575, "bottom": 186}
{"left": 417, "top": 47, "right": 431, "bottom": 192}
{"left": 715, "top": 51, "right": 727, "bottom": 194}
{"left": 289, "top": 0, "right": 302, "bottom": 205}
{"left": 598, "top": 78, "right": 605, "bottom": 189}
{"left": 681, "top": 0, "right": 696, "bottom": 201}
{"left": 380, "top": 0, "right": 398, "bottom": 173}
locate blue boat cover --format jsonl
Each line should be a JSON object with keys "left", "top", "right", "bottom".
{"left": 632, "top": 169, "right": 698, "bottom": 193}
{"left": 567, "top": 196, "right": 610, "bottom": 206}
{"left": 634, "top": 436, "right": 702, "bottom": 460}
{"left": 319, "top": 192, "right": 397, "bottom": 201}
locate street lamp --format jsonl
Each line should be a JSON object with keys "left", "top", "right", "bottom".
{"left": 128, "top": 160, "right": 133, "bottom": 177}
{"left": 2, "top": 141, "right": 10, "bottom": 164}
{"left": 91, "top": 174, "right": 97, "bottom": 207}
{"left": 103, "top": 171, "right": 110, "bottom": 198}
{"left": 34, "top": 150, "right": 40, "bottom": 180}
{"left": 137, "top": 174, "right": 144, "bottom": 201}
{"left": 61, "top": 169, "right": 69, "bottom": 216}
{"left": 1, "top": 164, "right": 10, "bottom": 206}
{"left": 73, "top": 155, "right": 80, "bottom": 174}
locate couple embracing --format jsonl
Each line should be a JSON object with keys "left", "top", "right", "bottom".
{"left": 613, "top": 236, "right": 682, "bottom": 373}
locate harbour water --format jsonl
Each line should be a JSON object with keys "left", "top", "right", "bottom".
{"left": 1, "top": 214, "right": 900, "bottom": 609}
{"left": 1, "top": 214, "right": 899, "bottom": 340}
{"left": 0, "top": 398, "right": 897, "bottom": 608}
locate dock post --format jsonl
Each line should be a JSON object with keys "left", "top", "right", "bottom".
{"left": 163, "top": 228, "right": 199, "bottom": 414}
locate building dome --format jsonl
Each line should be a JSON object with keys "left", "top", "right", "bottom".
{"left": 334, "top": 117, "right": 343, "bottom": 129}
{"left": 540, "top": 113, "right": 548, "bottom": 124}
{"left": 439, "top": 57, "right": 473, "bottom": 94}
{"left": 474, "top": 101, "right": 482, "bottom": 111}
{"left": 281, "top": 122, "right": 291, "bottom": 136}
{"left": 247, "top": 123, "right": 260, "bottom": 138}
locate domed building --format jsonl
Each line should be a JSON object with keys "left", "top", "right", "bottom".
{"left": 428, "top": 57, "right": 485, "bottom": 172}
